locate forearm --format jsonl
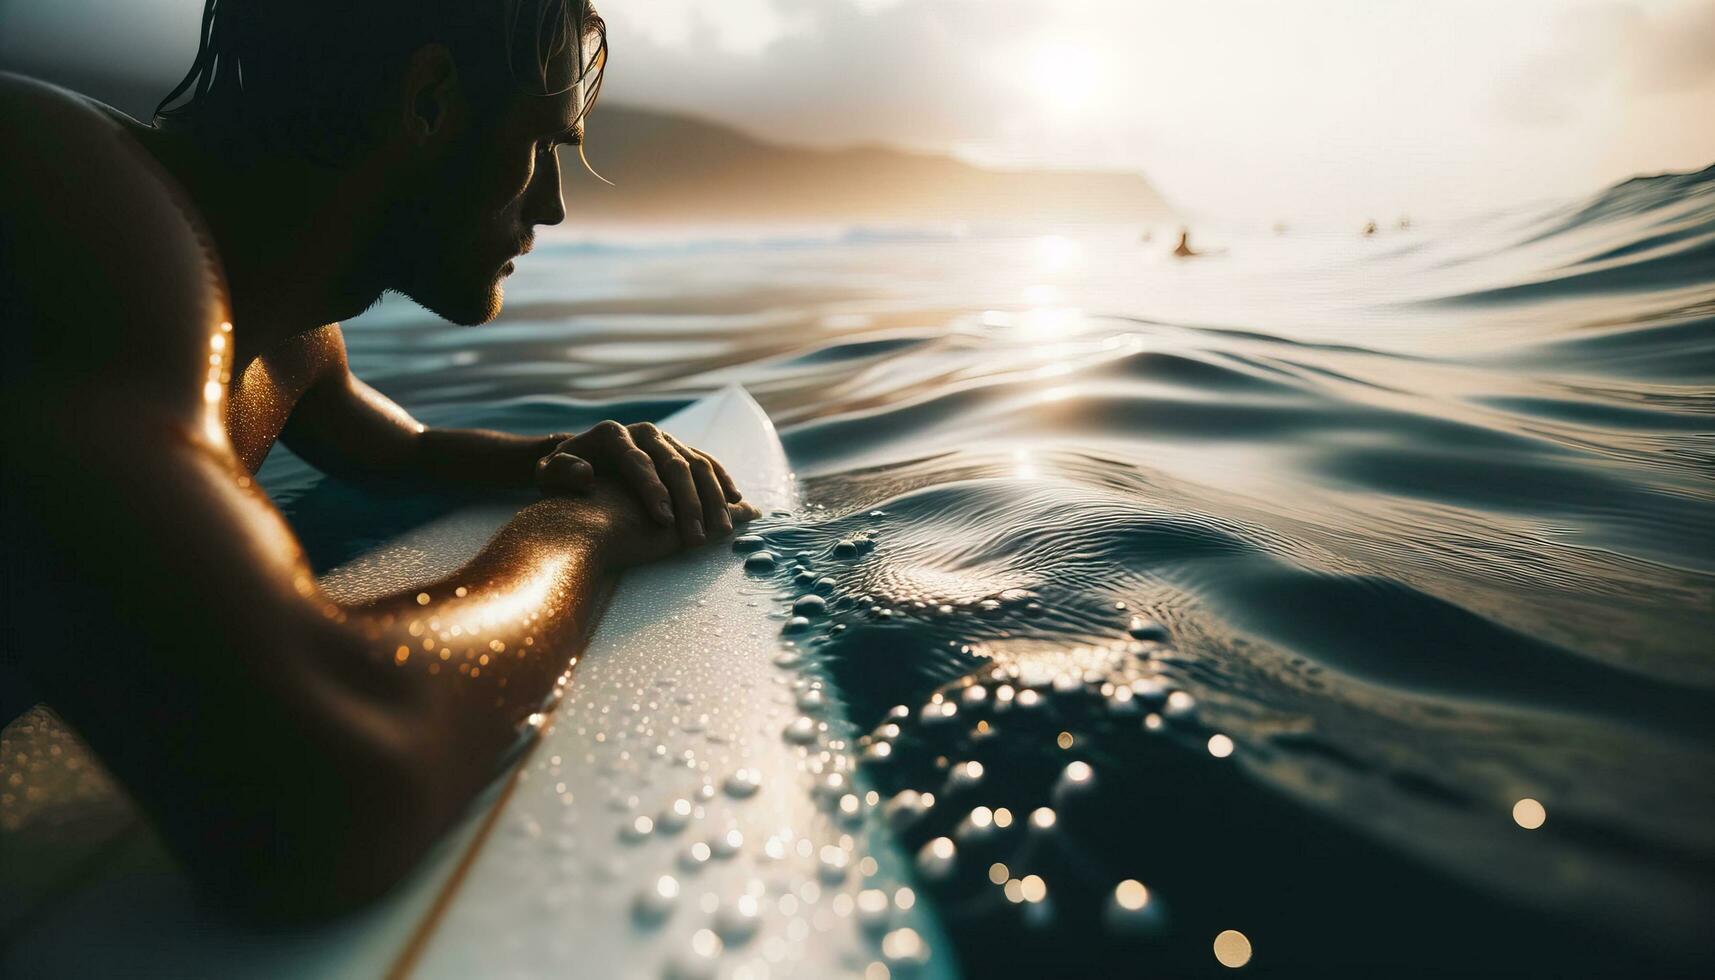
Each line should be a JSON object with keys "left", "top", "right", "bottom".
{"left": 213, "top": 496, "right": 619, "bottom": 915}
{"left": 404, "top": 427, "right": 561, "bottom": 489}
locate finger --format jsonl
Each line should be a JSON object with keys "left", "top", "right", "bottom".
{"left": 665, "top": 433, "right": 742, "bottom": 504}
{"left": 598, "top": 422, "right": 675, "bottom": 525}
{"left": 730, "top": 501, "right": 762, "bottom": 524}
{"left": 534, "top": 452, "right": 594, "bottom": 494}
{"left": 665, "top": 436, "right": 732, "bottom": 536}
{"left": 630, "top": 423, "right": 704, "bottom": 542}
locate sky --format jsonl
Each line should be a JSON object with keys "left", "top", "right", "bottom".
{"left": 4, "top": 0, "right": 1713, "bottom": 220}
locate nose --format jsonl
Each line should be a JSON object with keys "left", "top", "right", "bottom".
{"left": 528, "top": 146, "right": 567, "bottom": 229}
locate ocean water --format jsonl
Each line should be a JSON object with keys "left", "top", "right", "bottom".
{"left": 263, "top": 166, "right": 1715, "bottom": 975}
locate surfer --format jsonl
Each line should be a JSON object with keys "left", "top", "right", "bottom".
{"left": 1172, "top": 227, "right": 1199, "bottom": 258}
{"left": 0, "top": 1, "right": 757, "bottom": 916}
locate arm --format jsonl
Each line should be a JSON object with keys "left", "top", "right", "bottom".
{"left": 282, "top": 338, "right": 754, "bottom": 543}
{"left": 0, "top": 83, "right": 727, "bottom": 916}
{"left": 277, "top": 329, "right": 560, "bottom": 490}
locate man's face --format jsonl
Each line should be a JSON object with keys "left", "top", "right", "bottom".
{"left": 391, "top": 64, "right": 581, "bottom": 326}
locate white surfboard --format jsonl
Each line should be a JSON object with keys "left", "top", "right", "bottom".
{"left": 4, "top": 386, "right": 948, "bottom": 979}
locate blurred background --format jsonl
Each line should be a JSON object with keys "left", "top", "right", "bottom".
{"left": 5, "top": 0, "right": 1715, "bottom": 226}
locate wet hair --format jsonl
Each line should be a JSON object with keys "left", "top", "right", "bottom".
{"left": 155, "top": 1, "right": 606, "bottom": 164}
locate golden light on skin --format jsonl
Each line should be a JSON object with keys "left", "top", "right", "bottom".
{"left": 1513, "top": 798, "right": 1547, "bottom": 830}
{"left": 1213, "top": 929, "right": 1253, "bottom": 968}
{"left": 1115, "top": 879, "right": 1150, "bottom": 911}
{"left": 200, "top": 321, "right": 234, "bottom": 447}
{"left": 1208, "top": 734, "right": 1235, "bottom": 758}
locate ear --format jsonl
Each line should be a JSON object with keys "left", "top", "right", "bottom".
{"left": 400, "top": 43, "right": 463, "bottom": 146}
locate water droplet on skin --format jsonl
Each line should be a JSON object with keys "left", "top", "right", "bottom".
{"left": 794, "top": 569, "right": 818, "bottom": 586}
{"left": 723, "top": 768, "right": 763, "bottom": 798}
{"left": 783, "top": 615, "right": 811, "bottom": 633}
{"left": 744, "top": 551, "right": 778, "bottom": 572}
{"left": 732, "top": 535, "right": 766, "bottom": 553}
{"left": 813, "top": 576, "right": 837, "bottom": 594}
{"left": 792, "top": 594, "right": 828, "bottom": 617}
{"left": 798, "top": 688, "right": 827, "bottom": 711}
{"left": 833, "top": 539, "right": 859, "bottom": 558}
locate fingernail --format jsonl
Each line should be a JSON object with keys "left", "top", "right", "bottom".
{"left": 689, "top": 520, "right": 704, "bottom": 540}
{"left": 656, "top": 502, "right": 674, "bottom": 522}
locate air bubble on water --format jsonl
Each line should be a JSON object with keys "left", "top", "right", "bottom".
{"left": 921, "top": 700, "right": 958, "bottom": 724}
{"left": 744, "top": 551, "right": 778, "bottom": 572}
{"left": 915, "top": 837, "right": 956, "bottom": 880}
{"left": 1164, "top": 690, "right": 1196, "bottom": 717}
{"left": 949, "top": 760, "right": 985, "bottom": 788}
{"left": 1105, "top": 879, "right": 1164, "bottom": 934}
{"left": 1127, "top": 617, "right": 1170, "bottom": 642}
{"left": 1054, "top": 761, "right": 1095, "bottom": 801}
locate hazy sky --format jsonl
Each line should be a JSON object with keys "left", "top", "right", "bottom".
{"left": 5, "top": 0, "right": 1713, "bottom": 219}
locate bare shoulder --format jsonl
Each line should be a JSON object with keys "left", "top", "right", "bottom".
{"left": 0, "top": 73, "right": 226, "bottom": 420}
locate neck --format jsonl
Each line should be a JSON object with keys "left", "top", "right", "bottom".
{"left": 151, "top": 129, "right": 396, "bottom": 367}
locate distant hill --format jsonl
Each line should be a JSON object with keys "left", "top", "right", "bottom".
{"left": 0, "top": 57, "right": 1171, "bottom": 225}
{"left": 570, "top": 104, "right": 1172, "bottom": 225}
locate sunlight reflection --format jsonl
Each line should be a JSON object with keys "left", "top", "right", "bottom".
{"left": 1013, "top": 449, "right": 1038, "bottom": 481}
{"left": 1032, "top": 235, "right": 1083, "bottom": 274}
{"left": 1018, "top": 307, "right": 1083, "bottom": 340}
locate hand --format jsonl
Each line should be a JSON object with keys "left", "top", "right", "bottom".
{"left": 533, "top": 420, "right": 759, "bottom": 545}
{"left": 541, "top": 473, "right": 758, "bottom": 569}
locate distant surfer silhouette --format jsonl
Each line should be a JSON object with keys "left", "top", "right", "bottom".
{"left": 1, "top": 0, "right": 759, "bottom": 917}
{"left": 1173, "top": 227, "right": 1199, "bottom": 258}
